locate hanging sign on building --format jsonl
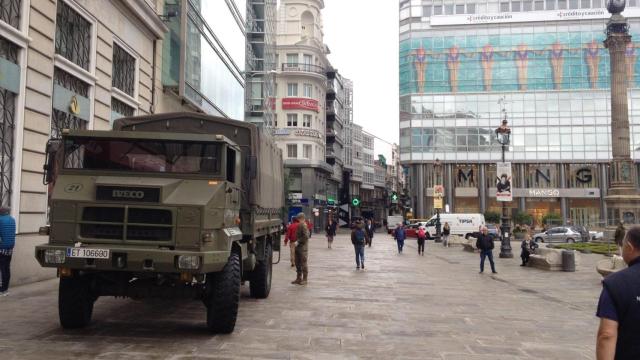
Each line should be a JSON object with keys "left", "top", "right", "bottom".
{"left": 433, "top": 185, "right": 444, "bottom": 198}
{"left": 434, "top": 197, "right": 443, "bottom": 209}
{"left": 0, "top": 57, "right": 20, "bottom": 94}
{"left": 52, "top": 84, "right": 90, "bottom": 121}
{"left": 294, "top": 129, "right": 322, "bottom": 139}
{"left": 496, "top": 162, "right": 513, "bottom": 202}
{"left": 429, "top": 9, "right": 640, "bottom": 26}
{"left": 282, "top": 98, "right": 319, "bottom": 112}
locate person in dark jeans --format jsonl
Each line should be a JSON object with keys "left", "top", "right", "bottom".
{"left": 365, "top": 219, "right": 375, "bottom": 247}
{"left": 394, "top": 223, "right": 406, "bottom": 254}
{"left": 417, "top": 226, "right": 427, "bottom": 256}
{"left": 351, "top": 220, "right": 369, "bottom": 270}
{"left": 476, "top": 226, "right": 497, "bottom": 274}
{"left": 0, "top": 206, "right": 16, "bottom": 296}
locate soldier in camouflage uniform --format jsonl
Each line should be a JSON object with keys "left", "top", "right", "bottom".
{"left": 292, "top": 213, "right": 310, "bottom": 285}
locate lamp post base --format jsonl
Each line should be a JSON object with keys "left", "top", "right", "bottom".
{"left": 499, "top": 214, "right": 513, "bottom": 258}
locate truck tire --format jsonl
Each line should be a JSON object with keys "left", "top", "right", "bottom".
{"left": 250, "top": 242, "right": 272, "bottom": 299}
{"left": 206, "top": 251, "right": 240, "bottom": 334}
{"left": 58, "top": 275, "right": 95, "bottom": 329}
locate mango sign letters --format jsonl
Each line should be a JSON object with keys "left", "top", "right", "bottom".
{"left": 282, "top": 98, "right": 319, "bottom": 112}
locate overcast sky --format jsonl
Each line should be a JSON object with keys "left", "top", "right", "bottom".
{"left": 322, "top": 0, "right": 399, "bottom": 159}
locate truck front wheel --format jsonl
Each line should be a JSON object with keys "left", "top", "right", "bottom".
{"left": 250, "top": 242, "right": 272, "bottom": 299}
{"left": 206, "top": 251, "right": 240, "bottom": 333}
{"left": 59, "top": 275, "right": 95, "bottom": 329}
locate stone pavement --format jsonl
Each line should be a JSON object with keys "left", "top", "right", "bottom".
{"left": 0, "top": 232, "right": 605, "bottom": 359}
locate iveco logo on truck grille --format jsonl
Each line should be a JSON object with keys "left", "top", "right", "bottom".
{"left": 112, "top": 190, "right": 145, "bottom": 199}
{"left": 96, "top": 186, "right": 160, "bottom": 202}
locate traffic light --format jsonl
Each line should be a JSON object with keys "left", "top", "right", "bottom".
{"left": 351, "top": 197, "right": 361, "bottom": 207}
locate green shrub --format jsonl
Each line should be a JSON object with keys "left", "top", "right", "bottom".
{"left": 484, "top": 211, "right": 501, "bottom": 224}
{"left": 513, "top": 211, "right": 533, "bottom": 226}
{"left": 542, "top": 212, "right": 562, "bottom": 226}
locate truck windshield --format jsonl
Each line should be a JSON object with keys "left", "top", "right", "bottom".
{"left": 63, "top": 137, "right": 222, "bottom": 174}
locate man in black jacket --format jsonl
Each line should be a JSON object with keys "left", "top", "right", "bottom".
{"left": 476, "top": 226, "right": 497, "bottom": 274}
{"left": 596, "top": 226, "right": 640, "bottom": 360}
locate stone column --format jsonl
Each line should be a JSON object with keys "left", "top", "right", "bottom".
{"left": 560, "top": 164, "right": 568, "bottom": 224}
{"left": 479, "top": 164, "right": 486, "bottom": 213}
{"left": 604, "top": 14, "right": 640, "bottom": 225}
{"left": 519, "top": 164, "right": 526, "bottom": 213}
{"left": 600, "top": 163, "right": 608, "bottom": 225}
{"left": 417, "top": 164, "right": 425, "bottom": 218}
{"left": 446, "top": 164, "right": 454, "bottom": 212}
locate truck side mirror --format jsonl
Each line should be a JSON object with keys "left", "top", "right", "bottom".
{"left": 43, "top": 139, "right": 61, "bottom": 185}
{"left": 247, "top": 155, "right": 257, "bottom": 180}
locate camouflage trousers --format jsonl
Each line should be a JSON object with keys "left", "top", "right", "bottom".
{"left": 295, "top": 244, "right": 308, "bottom": 277}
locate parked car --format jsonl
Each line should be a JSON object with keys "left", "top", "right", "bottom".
{"left": 568, "top": 225, "right": 590, "bottom": 243}
{"left": 590, "top": 231, "right": 604, "bottom": 241}
{"left": 486, "top": 224, "right": 500, "bottom": 240}
{"left": 533, "top": 226, "right": 584, "bottom": 243}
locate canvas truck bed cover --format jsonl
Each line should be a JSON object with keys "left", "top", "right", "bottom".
{"left": 112, "top": 112, "right": 284, "bottom": 210}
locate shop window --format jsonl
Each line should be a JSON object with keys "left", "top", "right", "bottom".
{"left": 287, "top": 144, "right": 297, "bottom": 158}
{"left": 112, "top": 43, "right": 136, "bottom": 97}
{"left": 0, "top": 0, "right": 21, "bottom": 29}
{"left": 51, "top": 68, "right": 89, "bottom": 138}
{"left": 0, "top": 37, "right": 18, "bottom": 208}
{"left": 55, "top": 0, "right": 92, "bottom": 70}
{"left": 287, "top": 114, "right": 298, "bottom": 127}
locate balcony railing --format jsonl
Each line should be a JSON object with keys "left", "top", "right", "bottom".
{"left": 281, "top": 63, "right": 326, "bottom": 75}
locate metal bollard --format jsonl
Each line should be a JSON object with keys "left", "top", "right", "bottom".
{"left": 562, "top": 250, "right": 576, "bottom": 272}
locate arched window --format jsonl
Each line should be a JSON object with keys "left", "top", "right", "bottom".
{"left": 301, "top": 11, "right": 314, "bottom": 39}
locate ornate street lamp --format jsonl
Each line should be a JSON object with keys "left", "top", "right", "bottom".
{"left": 495, "top": 104, "right": 513, "bottom": 258}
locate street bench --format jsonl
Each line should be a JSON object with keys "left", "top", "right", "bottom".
{"left": 529, "top": 247, "right": 580, "bottom": 271}
{"left": 596, "top": 255, "right": 627, "bottom": 277}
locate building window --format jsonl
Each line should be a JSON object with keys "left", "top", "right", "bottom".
{"left": 512, "top": 1, "right": 521, "bottom": 11}
{"left": 112, "top": 43, "right": 136, "bottom": 97}
{"left": 523, "top": 0, "right": 533, "bottom": 10}
{"left": 444, "top": 4, "right": 453, "bottom": 14}
{"left": 286, "top": 53, "right": 298, "bottom": 65}
{"left": 593, "top": 0, "right": 602, "bottom": 6}
{"left": 274, "top": 114, "right": 278, "bottom": 127}
{"left": 303, "top": 114, "right": 312, "bottom": 127}
{"left": 534, "top": 0, "right": 544, "bottom": 9}
{"left": 546, "top": 0, "right": 556, "bottom": 9}
{"left": 569, "top": 0, "right": 579, "bottom": 8}
{"left": 111, "top": 97, "right": 134, "bottom": 123}
{"left": 287, "top": 144, "right": 297, "bottom": 158}
{"left": 51, "top": 68, "right": 89, "bottom": 139}
{"left": 55, "top": 0, "right": 92, "bottom": 70}
{"left": 303, "top": 83, "right": 312, "bottom": 98}
{"left": 500, "top": 2, "right": 510, "bottom": 11}
{"left": 303, "top": 144, "right": 312, "bottom": 159}
{"left": 423, "top": 5, "right": 432, "bottom": 15}
{"left": 433, "top": 5, "right": 443, "bottom": 14}
{"left": 287, "top": 83, "right": 298, "bottom": 96}
{"left": 455, "top": 4, "right": 465, "bottom": 13}
{"left": 467, "top": 3, "right": 476, "bottom": 13}
{"left": 0, "top": 0, "right": 21, "bottom": 29}
{"left": 558, "top": 0, "right": 567, "bottom": 8}
{"left": 0, "top": 38, "right": 18, "bottom": 208}
{"left": 580, "top": 0, "right": 590, "bottom": 7}
{"left": 287, "top": 114, "right": 298, "bottom": 127}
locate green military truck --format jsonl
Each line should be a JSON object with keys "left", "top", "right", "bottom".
{"left": 35, "top": 113, "right": 284, "bottom": 333}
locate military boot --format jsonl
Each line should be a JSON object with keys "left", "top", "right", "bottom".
{"left": 299, "top": 273, "right": 308, "bottom": 285}
{"left": 291, "top": 274, "right": 302, "bottom": 285}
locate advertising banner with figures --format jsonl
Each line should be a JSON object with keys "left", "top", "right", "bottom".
{"left": 496, "top": 162, "right": 513, "bottom": 202}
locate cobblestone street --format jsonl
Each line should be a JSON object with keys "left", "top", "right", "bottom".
{"left": 0, "top": 232, "right": 604, "bottom": 359}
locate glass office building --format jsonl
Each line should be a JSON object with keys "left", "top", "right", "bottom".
{"left": 399, "top": 2, "right": 640, "bottom": 227}
{"left": 163, "top": 0, "right": 246, "bottom": 120}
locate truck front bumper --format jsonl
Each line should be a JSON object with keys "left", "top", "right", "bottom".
{"left": 35, "top": 244, "right": 230, "bottom": 274}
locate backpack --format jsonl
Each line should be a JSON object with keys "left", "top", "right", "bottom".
{"left": 354, "top": 229, "right": 366, "bottom": 245}
{"left": 418, "top": 228, "right": 426, "bottom": 239}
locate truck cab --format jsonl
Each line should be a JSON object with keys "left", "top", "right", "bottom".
{"left": 35, "top": 113, "right": 283, "bottom": 333}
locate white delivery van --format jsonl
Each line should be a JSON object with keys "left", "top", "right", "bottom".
{"left": 419, "top": 213, "right": 485, "bottom": 239}
{"left": 386, "top": 215, "right": 405, "bottom": 233}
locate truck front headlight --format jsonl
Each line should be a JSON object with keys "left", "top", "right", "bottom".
{"left": 177, "top": 255, "right": 201, "bottom": 270}
{"left": 44, "top": 249, "right": 66, "bottom": 264}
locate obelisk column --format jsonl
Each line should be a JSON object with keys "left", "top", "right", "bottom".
{"left": 604, "top": 6, "right": 640, "bottom": 225}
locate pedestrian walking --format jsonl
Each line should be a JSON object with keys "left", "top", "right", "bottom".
{"left": 394, "top": 223, "right": 406, "bottom": 254}
{"left": 351, "top": 220, "right": 368, "bottom": 270}
{"left": 325, "top": 218, "right": 337, "bottom": 249}
{"left": 417, "top": 226, "right": 427, "bottom": 256}
{"left": 442, "top": 222, "right": 451, "bottom": 248}
{"left": 520, "top": 232, "right": 538, "bottom": 266}
{"left": 476, "top": 226, "right": 497, "bottom": 274}
{"left": 0, "top": 207, "right": 16, "bottom": 296}
{"left": 284, "top": 219, "right": 299, "bottom": 268}
{"left": 292, "top": 213, "right": 310, "bottom": 285}
{"left": 596, "top": 226, "right": 640, "bottom": 360}
{"left": 365, "top": 219, "right": 375, "bottom": 247}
